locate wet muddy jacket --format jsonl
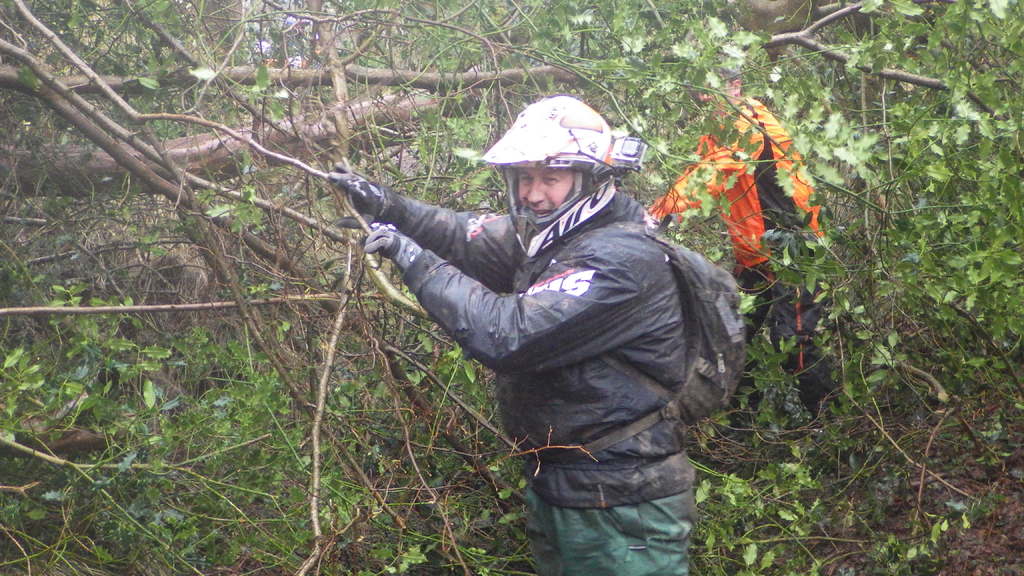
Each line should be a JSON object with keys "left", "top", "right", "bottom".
{"left": 382, "top": 190, "right": 695, "bottom": 508}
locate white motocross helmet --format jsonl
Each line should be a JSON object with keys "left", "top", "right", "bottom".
{"left": 483, "top": 95, "right": 620, "bottom": 256}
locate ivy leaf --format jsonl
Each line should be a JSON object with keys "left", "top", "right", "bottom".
{"left": 41, "top": 490, "right": 65, "bottom": 502}
{"left": 707, "top": 17, "right": 728, "bottom": 38}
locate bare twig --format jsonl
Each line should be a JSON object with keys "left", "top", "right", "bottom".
{"left": 0, "top": 524, "right": 31, "bottom": 575}
{"left": 383, "top": 343, "right": 514, "bottom": 449}
{"left": 913, "top": 408, "right": 952, "bottom": 530}
{"left": 0, "top": 293, "right": 344, "bottom": 317}
{"left": 858, "top": 397, "right": 971, "bottom": 498}
{"left": 0, "top": 481, "right": 40, "bottom": 496}
{"left": 2, "top": 216, "right": 47, "bottom": 225}
{"left": 0, "top": 435, "right": 86, "bottom": 469}
{"left": 296, "top": 247, "right": 354, "bottom": 576}
{"left": 762, "top": 3, "right": 995, "bottom": 114}
{"left": 137, "top": 112, "right": 329, "bottom": 179}
{"left": 898, "top": 361, "right": 950, "bottom": 403}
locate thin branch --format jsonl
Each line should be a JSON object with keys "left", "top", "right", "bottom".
{"left": 119, "top": 0, "right": 199, "bottom": 66}
{"left": 137, "top": 112, "right": 330, "bottom": 180}
{"left": 13, "top": 0, "right": 140, "bottom": 120}
{"left": 762, "top": 3, "right": 995, "bottom": 115}
{"left": 296, "top": 248, "right": 353, "bottom": 576}
{"left": 0, "top": 524, "right": 31, "bottom": 574}
{"left": 859, "top": 397, "right": 972, "bottom": 498}
{"left": 0, "top": 293, "right": 344, "bottom": 317}
{"left": 898, "top": 361, "right": 950, "bottom": 403}
{"left": 804, "top": 2, "right": 864, "bottom": 35}
{"left": 0, "top": 63, "right": 576, "bottom": 94}
{"left": 2, "top": 216, "right": 47, "bottom": 225}
{"left": 781, "top": 35, "right": 949, "bottom": 89}
{"left": 914, "top": 408, "right": 952, "bottom": 530}
{"left": 0, "top": 434, "right": 86, "bottom": 469}
{"left": 383, "top": 343, "right": 515, "bottom": 449}
{"left": 373, "top": 338, "right": 471, "bottom": 576}
{"left": 0, "top": 481, "right": 40, "bottom": 496}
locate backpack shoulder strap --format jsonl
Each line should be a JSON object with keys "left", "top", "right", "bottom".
{"left": 582, "top": 355, "right": 694, "bottom": 455}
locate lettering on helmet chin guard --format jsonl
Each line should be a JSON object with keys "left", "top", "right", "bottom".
{"left": 524, "top": 269, "right": 596, "bottom": 297}
{"left": 525, "top": 185, "right": 616, "bottom": 257}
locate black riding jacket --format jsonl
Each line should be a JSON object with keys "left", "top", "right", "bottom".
{"left": 384, "top": 190, "right": 695, "bottom": 508}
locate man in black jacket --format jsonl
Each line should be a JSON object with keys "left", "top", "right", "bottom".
{"left": 330, "top": 96, "right": 694, "bottom": 575}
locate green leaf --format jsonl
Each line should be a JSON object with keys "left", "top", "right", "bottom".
{"left": 890, "top": 0, "right": 924, "bottom": 16}
{"left": 989, "top": 0, "right": 1009, "bottom": 18}
{"left": 189, "top": 67, "right": 217, "bottom": 81}
{"left": 17, "top": 66, "right": 40, "bottom": 91}
{"left": 26, "top": 507, "right": 47, "bottom": 521}
{"left": 205, "top": 204, "right": 235, "bottom": 218}
{"left": 861, "top": 0, "right": 884, "bottom": 12}
{"left": 142, "top": 346, "right": 172, "bottom": 360}
{"left": 743, "top": 542, "right": 758, "bottom": 566}
{"left": 3, "top": 347, "right": 23, "bottom": 369}
{"left": 138, "top": 77, "right": 160, "bottom": 90}
{"left": 143, "top": 379, "right": 156, "bottom": 409}
{"left": 621, "top": 35, "right": 646, "bottom": 54}
{"left": 118, "top": 450, "right": 139, "bottom": 471}
{"left": 255, "top": 65, "right": 270, "bottom": 90}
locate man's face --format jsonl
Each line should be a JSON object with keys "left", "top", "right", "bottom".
{"left": 515, "top": 166, "right": 575, "bottom": 218}
{"left": 692, "top": 77, "right": 743, "bottom": 111}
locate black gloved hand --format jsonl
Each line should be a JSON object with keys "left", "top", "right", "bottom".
{"left": 364, "top": 224, "right": 423, "bottom": 271}
{"left": 327, "top": 163, "right": 391, "bottom": 222}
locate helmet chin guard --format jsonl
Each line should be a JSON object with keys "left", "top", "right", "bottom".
{"left": 521, "top": 179, "right": 617, "bottom": 257}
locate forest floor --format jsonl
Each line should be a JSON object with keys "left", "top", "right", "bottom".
{"left": 830, "top": 399, "right": 1024, "bottom": 576}
{"left": 935, "top": 442, "right": 1024, "bottom": 575}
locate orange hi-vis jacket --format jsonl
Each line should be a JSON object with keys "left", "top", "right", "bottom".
{"left": 649, "top": 98, "right": 822, "bottom": 269}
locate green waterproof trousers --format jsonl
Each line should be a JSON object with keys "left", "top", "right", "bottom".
{"left": 524, "top": 487, "right": 694, "bottom": 576}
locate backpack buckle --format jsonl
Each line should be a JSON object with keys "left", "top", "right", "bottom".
{"left": 660, "top": 399, "right": 682, "bottom": 422}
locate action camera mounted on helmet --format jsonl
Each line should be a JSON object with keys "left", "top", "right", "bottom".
{"left": 609, "top": 136, "right": 648, "bottom": 174}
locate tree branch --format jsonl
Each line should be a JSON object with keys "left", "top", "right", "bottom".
{"left": 762, "top": 3, "right": 995, "bottom": 115}
{"left": 297, "top": 248, "right": 353, "bottom": 576}
{"left": 0, "top": 63, "right": 575, "bottom": 94}
{"left": 0, "top": 293, "right": 345, "bottom": 317}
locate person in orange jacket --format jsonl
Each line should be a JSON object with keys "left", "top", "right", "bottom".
{"left": 649, "top": 70, "right": 835, "bottom": 416}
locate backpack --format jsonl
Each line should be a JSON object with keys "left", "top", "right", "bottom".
{"left": 582, "top": 225, "right": 746, "bottom": 454}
